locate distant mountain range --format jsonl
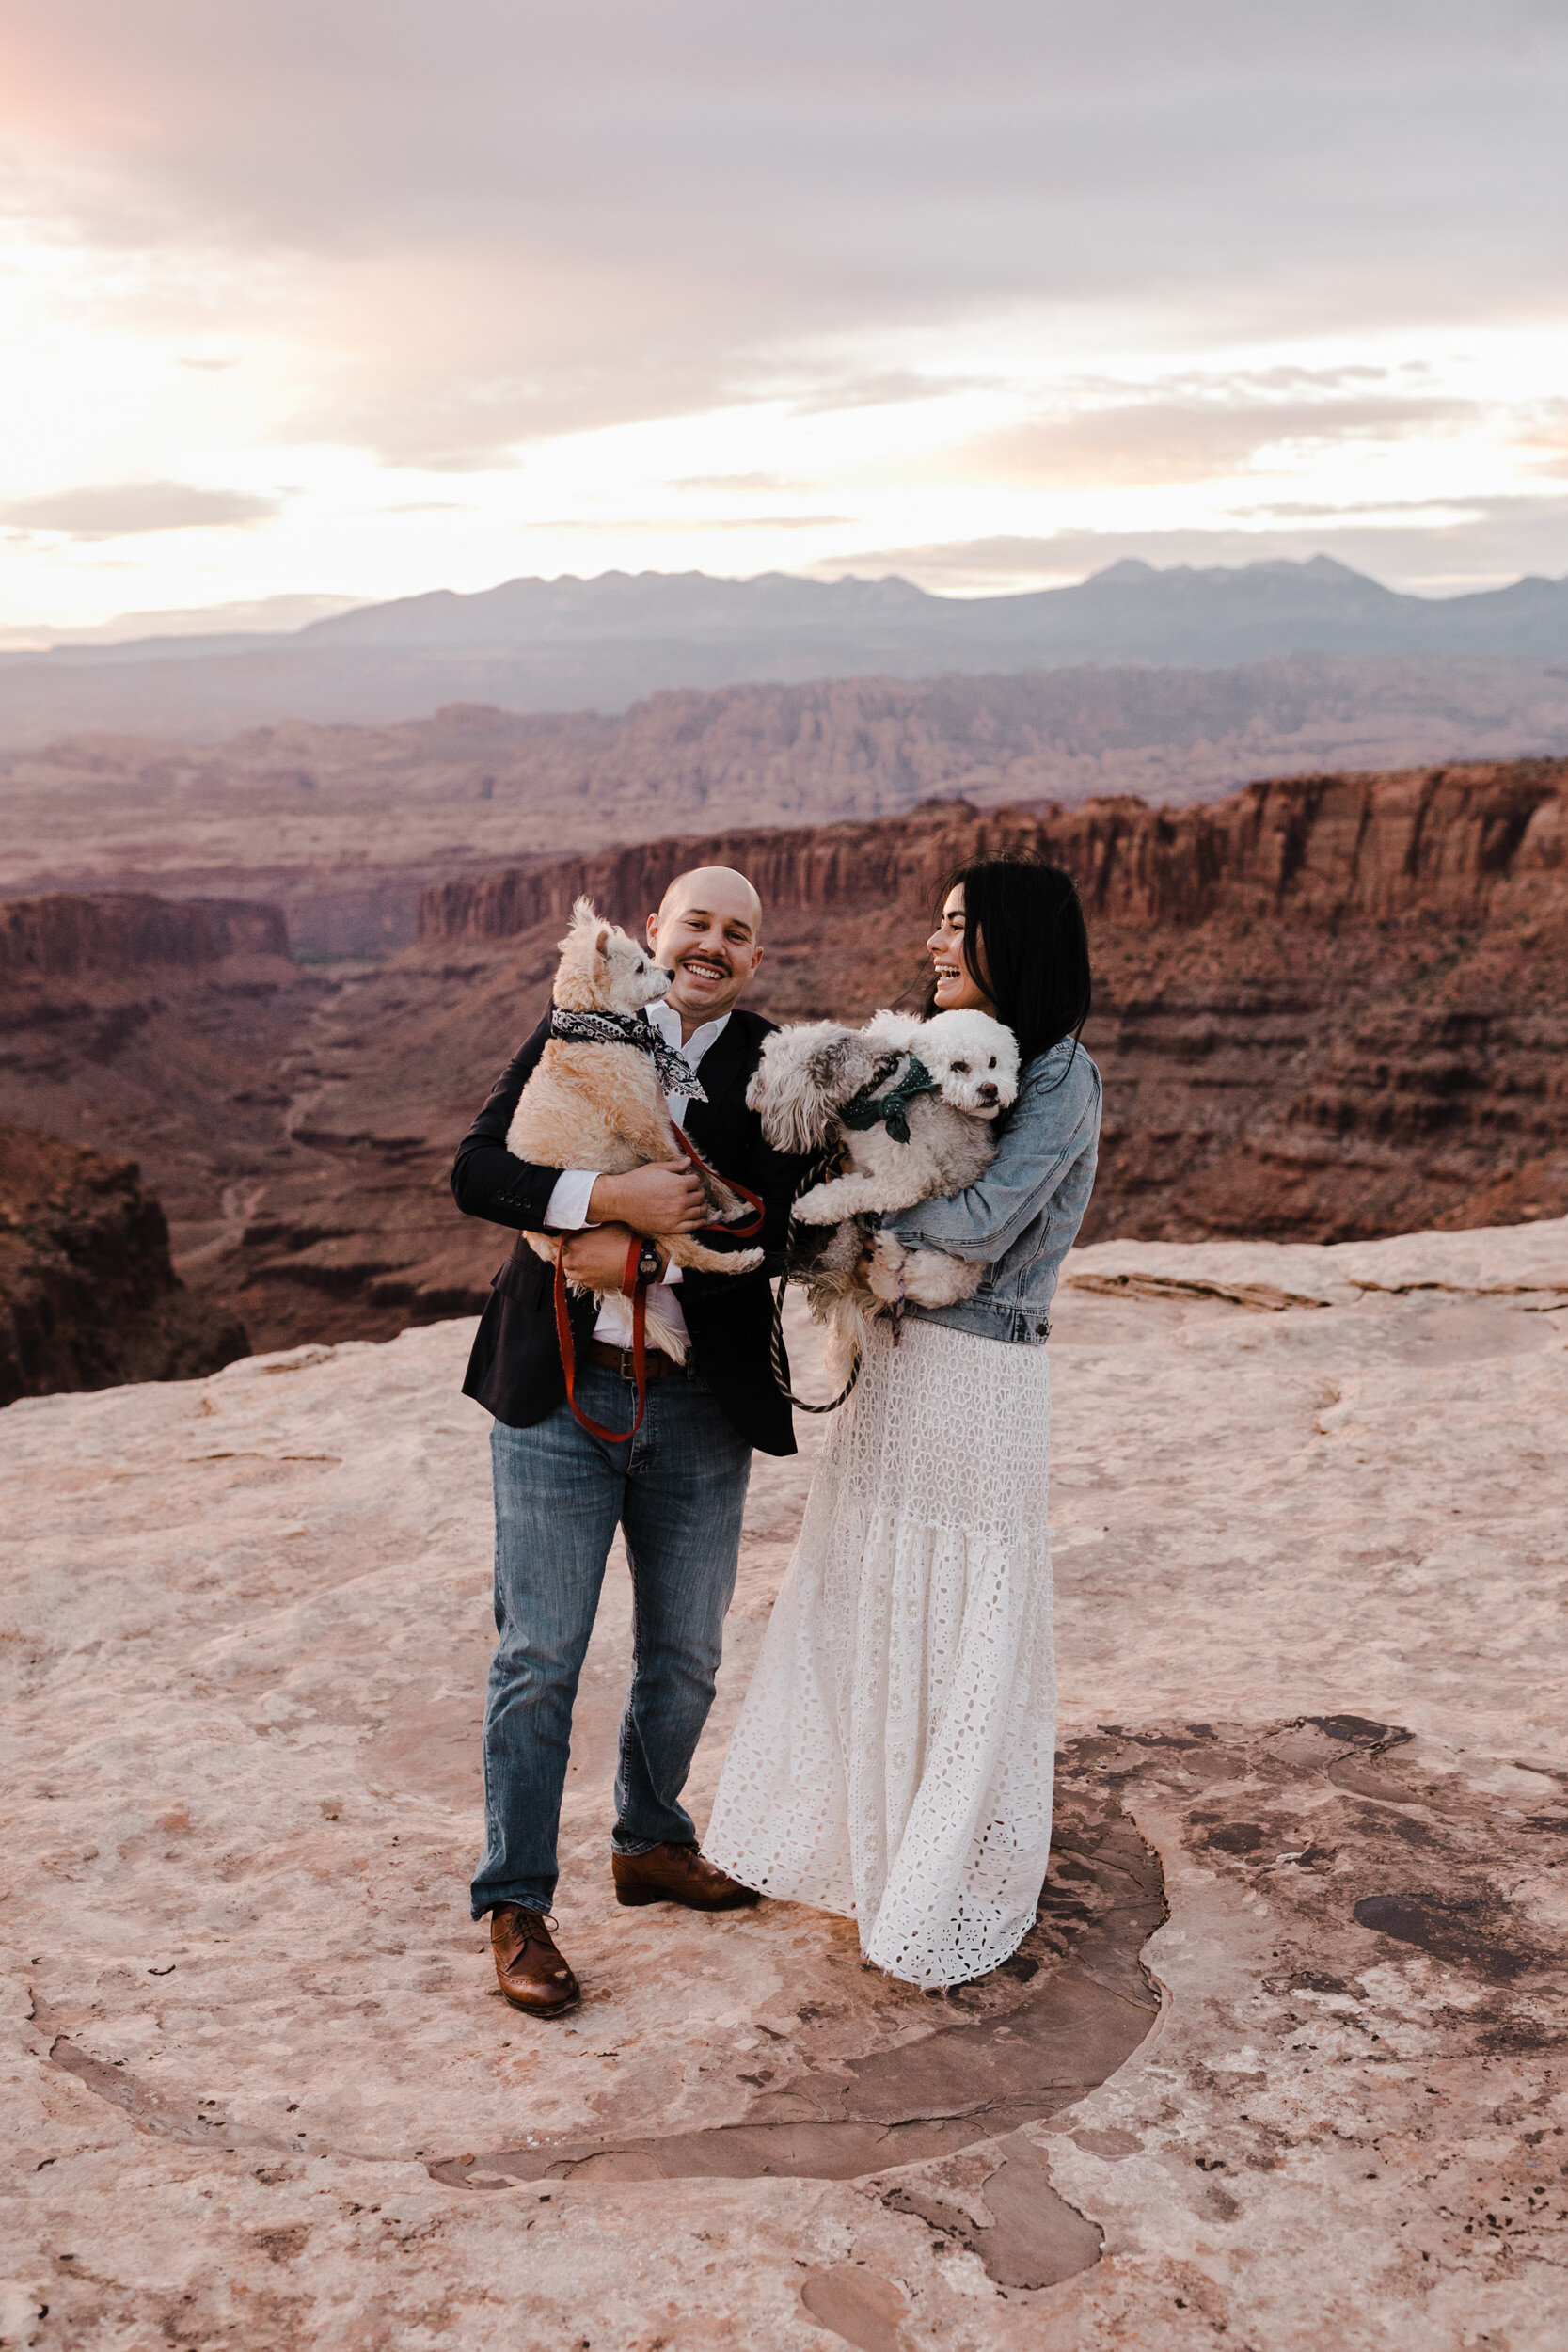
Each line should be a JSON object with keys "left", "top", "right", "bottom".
{"left": 2, "top": 555, "right": 1565, "bottom": 746}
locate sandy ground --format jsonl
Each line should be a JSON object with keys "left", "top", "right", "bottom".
{"left": 2, "top": 1221, "right": 1565, "bottom": 2347}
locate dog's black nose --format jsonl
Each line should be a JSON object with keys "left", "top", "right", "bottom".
{"left": 978, "top": 1082, "right": 998, "bottom": 1101}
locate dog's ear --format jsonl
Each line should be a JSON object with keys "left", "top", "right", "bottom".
{"left": 594, "top": 924, "right": 611, "bottom": 959}
{"left": 805, "top": 1033, "right": 870, "bottom": 1097}
{"left": 747, "top": 1025, "right": 840, "bottom": 1151}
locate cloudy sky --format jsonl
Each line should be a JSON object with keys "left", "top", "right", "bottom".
{"left": 2, "top": 0, "right": 1566, "bottom": 636}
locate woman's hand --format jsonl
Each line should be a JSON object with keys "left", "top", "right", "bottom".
{"left": 562, "top": 1223, "right": 661, "bottom": 1290}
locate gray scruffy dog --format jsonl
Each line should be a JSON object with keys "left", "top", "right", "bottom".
{"left": 745, "top": 1008, "right": 1021, "bottom": 1373}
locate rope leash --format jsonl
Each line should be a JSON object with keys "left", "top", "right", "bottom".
{"left": 768, "top": 1156, "right": 863, "bottom": 1415}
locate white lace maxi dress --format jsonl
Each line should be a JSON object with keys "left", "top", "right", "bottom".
{"left": 705, "top": 1311, "right": 1054, "bottom": 1989}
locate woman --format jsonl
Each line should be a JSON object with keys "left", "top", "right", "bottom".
{"left": 705, "top": 859, "right": 1100, "bottom": 1989}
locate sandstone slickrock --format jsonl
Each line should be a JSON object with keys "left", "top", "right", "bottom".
{"left": 0, "top": 1121, "right": 246, "bottom": 1406}
{"left": 2, "top": 1226, "right": 1563, "bottom": 2345}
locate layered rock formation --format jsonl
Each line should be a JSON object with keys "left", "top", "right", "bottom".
{"left": 8, "top": 761, "right": 1566, "bottom": 1360}
{"left": 408, "top": 758, "right": 1568, "bottom": 1261}
{"left": 0, "top": 889, "right": 329, "bottom": 1328}
{"left": 0, "top": 892, "right": 287, "bottom": 980}
{"left": 4, "top": 1229, "right": 1563, "bottom": 2343}
{"left": 420, "top": 756, "right": 1568, "bottom": 941}
{"left": 7, "top": 658, "right": 1568, "bottom": 956}
{"left": 0, "top": 1120, "right": 246, "bottom": 1406}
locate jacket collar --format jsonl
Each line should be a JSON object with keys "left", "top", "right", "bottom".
{"left": 685, "top": 1005, "right": 764, "bottom": 1113}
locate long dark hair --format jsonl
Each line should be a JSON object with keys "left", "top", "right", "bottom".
{"left": 923, "top": 857, "right": 1091, "bottom": 1068}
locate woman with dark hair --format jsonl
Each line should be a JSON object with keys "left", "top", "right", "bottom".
{"left": 707, "top": 859, "right": 1101, "bottom": 1989}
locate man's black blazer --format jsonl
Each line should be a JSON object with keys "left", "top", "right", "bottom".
{"left": 450, "top": 1007, "right": 804, "bottom": 1455}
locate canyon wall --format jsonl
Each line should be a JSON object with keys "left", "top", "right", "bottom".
{"left": 8, "top": 659, "right": 1568, "bottom": 959}
{"left": 420, "top": 758, "right": 1568, "bottom": 944}
{"left": 0, "top": 1121, "right": 247, "bottom": 1406}
{"left": 0, "top": 891, "right": 325, "bottom": 1334}
{"left": 7, "top": 760, "right": 1567, "bottom": 1367}
{"left": 0, "top": 891, "right": 289, "bottom": 979}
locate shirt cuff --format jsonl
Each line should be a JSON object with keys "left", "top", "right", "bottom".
{"left": 662, "top": 1258, "right": 683, "bottom": 1286}
{"left": 544, "top": 1169, "right": 600, "bottom": 1231}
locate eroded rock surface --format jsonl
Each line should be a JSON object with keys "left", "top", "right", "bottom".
{"left": 2, "top": 1226, "right": 1564, "bottom": 2345}
{"left": 220, "top": 761, "right": 1568, "bottom": 1344}
{"left": 0, "top": 1122, "right": 246, "bottom": 1406}
{"left": 0, "top": 894, "right": 288, "bottom": 981}
{"left": 8, "top": 667, "right": 1568, "bottom": 952}
{"left": 8, "top": 765, "right": 1568, "bottom": 1359}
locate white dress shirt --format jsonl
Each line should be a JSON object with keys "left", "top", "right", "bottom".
{"left": 543, "top": 998, "right": 733, "bottom": 1351}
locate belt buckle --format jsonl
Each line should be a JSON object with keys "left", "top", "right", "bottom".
{"left": 616, "top": 1346, "right": 638, "bottom": 1382}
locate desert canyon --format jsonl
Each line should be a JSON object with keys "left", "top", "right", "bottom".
{"left": 4, "top": 623, "right": 1568, "bottom": 2345}
{"left": 5, "top": 749, "right": 1566, "bottom": 1365}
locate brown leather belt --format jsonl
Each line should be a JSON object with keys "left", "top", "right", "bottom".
{"left": 584, "top": 1337, "right": 682, "bottom": 1383}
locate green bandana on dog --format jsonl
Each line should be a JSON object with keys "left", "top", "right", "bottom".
{"left": 838, "top": 1054, "right": 936, "bottom": 1146}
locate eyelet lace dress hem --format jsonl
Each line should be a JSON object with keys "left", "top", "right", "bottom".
{"left": 706, "top": 1315, "right": 1055, "bottom": 1990}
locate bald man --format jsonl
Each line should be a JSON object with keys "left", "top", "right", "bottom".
{"left": 451, "top": 866, "right": 808, "bottom": 2017}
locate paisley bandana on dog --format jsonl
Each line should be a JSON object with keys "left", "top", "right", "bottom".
{"left": 547, "top": 1005, "right": 709, "bottom": 1104}
{"left": 838, "top": 1054, "right": 936, "bottom": 1145}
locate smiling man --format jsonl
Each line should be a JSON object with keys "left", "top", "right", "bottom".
{"left": 449, "top": 866, "right": 807, "bottom": 2020}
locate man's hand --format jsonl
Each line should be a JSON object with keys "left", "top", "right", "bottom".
{"left": 562, "top": 1223, "right": 658, "bottom": 1291}
{"left": 590, "top": 1160, "right": 706, "bottom": 1235}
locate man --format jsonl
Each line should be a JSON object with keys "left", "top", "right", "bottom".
{"left": 450, "top": 866, "right": 804, "bottom": 2019}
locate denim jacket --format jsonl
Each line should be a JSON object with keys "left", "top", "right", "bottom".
{"left": 881, "top": 1038, "right": 1101, "bottom": 1344}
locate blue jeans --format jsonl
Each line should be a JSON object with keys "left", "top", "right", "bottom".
{"left": 470, "top": 1361, "right": 753, "bottom": 1918}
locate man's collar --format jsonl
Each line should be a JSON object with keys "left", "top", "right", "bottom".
{"left": 649, "top": 997, "right": 731, "bottom": 1059}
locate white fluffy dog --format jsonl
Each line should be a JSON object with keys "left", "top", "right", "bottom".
{"left": 745, "top": 1007, "right": 1020, "bottom": 1365}
{"left": 505, "top": 898, "right": 763, "bottom": 1361}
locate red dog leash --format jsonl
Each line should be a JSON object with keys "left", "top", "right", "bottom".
{"left": 555, "top": 1137, "right": 766, "bottom": 1440}
{"left": 670, "top": 1123, "right": 766, "bottom": 1238}
{"left": 555, "top": 1235, "right": 649, "bottom": 1441}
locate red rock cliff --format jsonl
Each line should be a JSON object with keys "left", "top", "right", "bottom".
{"left": 0, "top": 892, "right": 290, "bottom": 980}
{"left": 0, "top": 1121, "right": 248, "bottom": 1406}
{"left": 419, "top": 759, "right": 1567, "bottom": 944}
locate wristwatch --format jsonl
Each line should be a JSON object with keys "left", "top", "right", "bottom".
{"left": 636, "top": 1239, "right": 664, "bottom": 1285}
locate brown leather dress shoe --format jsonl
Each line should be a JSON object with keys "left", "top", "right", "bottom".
{"left": 612, "top": 1842, "right": 760, "bottom": 1911}
{"left": 490, "top": 1904, "right": 581, "bottom": 2017}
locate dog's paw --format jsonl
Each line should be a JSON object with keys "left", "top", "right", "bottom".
{"left": 864, "top": 1246, "right": 906, "bottom": 1303}
{"left": 792, "top": 1185, "right": 838, "bottom": 1224}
